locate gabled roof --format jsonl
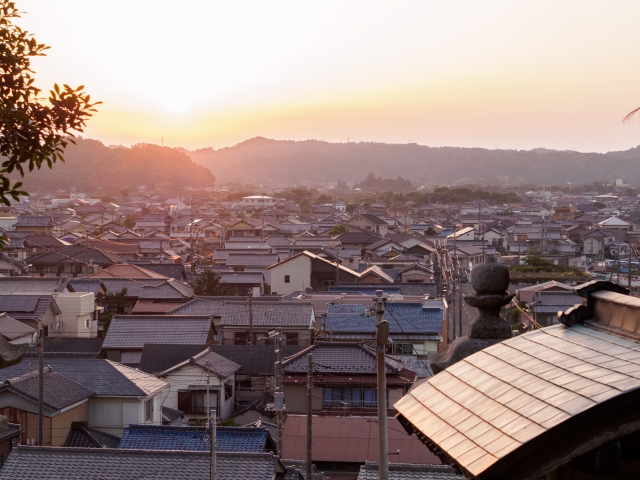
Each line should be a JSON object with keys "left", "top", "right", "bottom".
{"left": 221, "top": 302, "right": 314, "bottom": 328}
{"left": 0, "top": 358, "right": 166, "bottom": 397}
{"left": 0, "top": 447, "right": 283, "bottom": 480}
{"left": 0, "top": 313, "right": 35, "bottom": 341}
{"left": 598, "top": 216, "right": 631, "bottom": 227}
{"left": 159, "top": 347, "right": 241, "bottom": 378}
{"left": 103, "top": 315, "right": 213, "bottom": 350}
{"left": 64, "top": 422, "right": 121, "bottom": 448}
{"left": 67, "top": 279, "right": 106, "bottom": 296}
{"left": 139, "top": 344, "right": 306, "bottom": 376}
{"left": 2, "top": 366, "right": 94, "bottom": 410}
{"left": 358, "top": 265, "right": 394, "bottom": 283}
{"left": 98, "top": 278, "right": 194, "bottom": 300}
{"left": 398, "top": 263, "right": 434, "bottom": 275}
{"left": 283, "top": 342, "right": 404, "bottom": 375}
{"left": 26, "top": 245, "right": 126, "bottom": 266}
{"left": 265, "top": 250, "right": 361, "bottom": 278}
{"left": 134, "top": 263, "right": 186, "bottom": 281}
{"left": 353, "top": 213, "right": 387, "bottom": 225}
{"left": 88, "top": 264, "right": 169, "bottom": 279}
{"left": 118, "top": 425, "right": 274, "bottom": 453}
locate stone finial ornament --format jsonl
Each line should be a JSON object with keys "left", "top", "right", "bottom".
{"left": 431, "top": 257, "right": 513, "bottom": 374}
{"left": 0, "top": 336, "right": 28, "bottom": 369}
{"left": 464, "top": 257, "right": 513, "bottom": 339}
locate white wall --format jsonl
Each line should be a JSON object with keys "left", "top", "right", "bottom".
{"left": 164, "top": 364, "right": 224, "bottom": 417}
{"left": 89, "top": 392, "right": 165, "bottom": 436}
{"left": 269, "top": 255, "right": 311, "bottom": 295}
{"left": 53, "top": 293, "right": 96, "bottom": 338}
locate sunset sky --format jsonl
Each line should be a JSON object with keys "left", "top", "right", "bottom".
{"left": 19, "top": 0, "right": 640, "bottom": 152}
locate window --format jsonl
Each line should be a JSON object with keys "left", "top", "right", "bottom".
{"left": 284, "top": 275, "right": 290, "bottom": 283}
{"left": 224, "top": 383, "right": 233, "bottom": 401}
{"left": 285, "top": 332, "right": 299, "bottom": 346}
{"left": 145, "top": 398, "right": 154, "bottom": 421}
{"left": 84, "top": 318, "right": 90, "bottom": 329}
{"left": 234, "top": 332, "right": 248, "bottom": 345}
{"left": 322, "top": 387, "right": 384, "bottom": 409}
{"left": 178, "top": 390, "right": 208, "bottom": 414}
{"left": 387, "top": 343, "right": 414, "bottom": 355}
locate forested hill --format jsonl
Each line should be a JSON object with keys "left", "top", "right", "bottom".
{"left": 187, "top": 137, "right": 640, "bottom": 186}
{"left": 11, "top": 138, "right": 215, "bottom": 194}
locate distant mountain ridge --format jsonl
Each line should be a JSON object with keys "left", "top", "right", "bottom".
{"left": 187, "top": 137, "right": 640, "bottom": 186}
{"left": 13, "top": 138, "right": 215, "bottom": 194}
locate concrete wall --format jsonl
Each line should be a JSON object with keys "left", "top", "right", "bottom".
{"left": 51, "top": 293, "right": 96, "bottom": 338}
{"left": 89, "top": 393, "right": 164, "bottom": 436}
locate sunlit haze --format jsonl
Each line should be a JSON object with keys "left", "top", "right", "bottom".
{"left": 19, "top": 0, "right": 640, "bottom": 151}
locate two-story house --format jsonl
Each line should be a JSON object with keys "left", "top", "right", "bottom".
{"left": 282, "top": 342, "right": 416, "bottom": 416}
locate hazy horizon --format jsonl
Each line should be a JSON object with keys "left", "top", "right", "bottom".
{"left": 19, "top": 0, "right": 640, "bottom": 153}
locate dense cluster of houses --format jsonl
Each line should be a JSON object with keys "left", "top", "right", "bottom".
{"left": 0, "top": 187, "right": 636, "bottom": 478}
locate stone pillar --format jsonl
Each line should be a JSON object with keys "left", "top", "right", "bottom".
{"left": 431, "top": 257, "right": 513, "bottom": 373}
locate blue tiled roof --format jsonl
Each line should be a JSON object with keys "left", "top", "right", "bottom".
{"left": 323, "top": 302, "right": 443, "bottom": 334}
{"left": 118, "top": 425, "right": 271, "bottom": 453}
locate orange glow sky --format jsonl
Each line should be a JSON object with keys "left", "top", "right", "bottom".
{"left": 18, "top": 0, "right": 640, "bottom": 152}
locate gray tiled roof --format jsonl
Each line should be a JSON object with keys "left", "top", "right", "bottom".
{"left": 0, "top": 295, "right": 59, "bottom": 322}
{"left": 226, "top": 253, "right": 280, "bottom": 268}
{"left": 139, "top": 344, "right": 306, "bottom": 376}
{"left": 0, "top": 447, "right": 281, "bottom": 479}
{"left": 357, "top": 462, "right": 462, "bottom": 480}
{"left": 221, "top": 302, "right": 313, "bottom": 328}
{"left": 283, "top": 342, "right": 402, "bottom": 375}
{"left": 160, "top": 348, "right": 241, "bottom": 378}
{"left": 0, "top": 358, "right": 167, "bottom": 397}
{"left": 15, "top": 215, "right": 54, "bottom": 227}
{"left": 0, "top": 277, "right": 69, "bottom": 293}
{"left": 67, "top": 279, "right": 105, "bottom": 295}
{"left": 3, "top": 367, "right": 94, "bottom": 410}
{"left": 64, "top": 423, "right": 121, "bottom": 448}
{"left": 0, "top": 313, "right": 35, "bottom": 340}
{"left": 167, "top": 298, "right": 226, "bottom": 316}
{"left": 26, "top": 245, "right": 125, "bottom": 266}
{"left": 135, "top": 264, "right": 186, "bottom": 280}
{"left": 103, "top": 315, "right": 212, "bottom": 349}
{"left": 219, "top": 271, "right": 265, "bottom": 284}
{"left": 99, "top": 278, "right": 194, "bottom": 300}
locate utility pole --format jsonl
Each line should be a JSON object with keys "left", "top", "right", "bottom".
{"left": 629, "top": 243, "right": 633, "bottom": 289}
{"left": 375, "top": 291, "right": 389, "bottom": 480}
{"left": 458, "top": 278, "right": 463, "bottom": 338}
{"left": 274, "top": 329, "right": 283, "bottom": 457}
{"left": 306, "top": 354, "right": 313, "bottom": 480}
{"left": 210, "top": 408, "right": 216, "bottom": 480}
{"left": 38, "top": 320, "right": 43, "bottom": 446}
{"left": 247, "top": 292, "right": 253, "bottom": 346}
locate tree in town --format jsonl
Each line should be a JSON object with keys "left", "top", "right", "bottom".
{"left": 101, "top": 288, "right": 129, "bottom": 334}
{"left": 190, "top": 270, "right": 236, "bottom": 296}
{"left": 0, "top": 1, "right": 100, "bottom": 210}
{"left": 327, "top": 224, "right": 349, "bottom": 236}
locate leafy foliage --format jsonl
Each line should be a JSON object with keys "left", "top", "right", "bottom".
{"left": 0, "top": 1, "right": 100, "bottom": 205}
{"left": 327, "top": 224, "right": 349, "bottom": 235}
{"left": 355, "top": 172, "right": 414, "bottom": 191}
{"left": 101, "top": 287, "right": 129, "bottom": 334}
{"left": 190, "top": 270, "right": 236, "bottom": 296}
{"left": 510, "top": 255, "right": 587, "bottom": 277}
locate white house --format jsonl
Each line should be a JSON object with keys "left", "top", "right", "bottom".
{"left": 159, "top": 348, "right": 241, "bottom": 420}
{"left": 266, "top": 250, "right": 361, "bottom": 295}
{"left": 51, "top": 292, "right": 98, "bottom": 338}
